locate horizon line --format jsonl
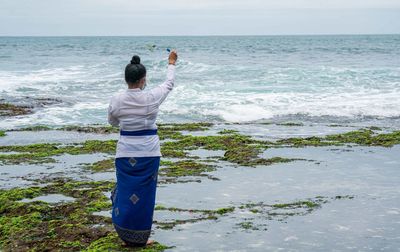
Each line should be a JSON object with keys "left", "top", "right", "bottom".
{"left": 1, "top": 33, "right": 400, "bottom": 37}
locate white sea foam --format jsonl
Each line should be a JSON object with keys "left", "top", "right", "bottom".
{"left": 0, "top": 64, "right": 116, "bottom": 93}
{"left": 160, "top": 83, "right": 400, "bottom": 123}
{"left": 3, "top": 84, "right": 399, "bottom": 127}
{"left": 1, "top": 36, "right": 399, "bottom": 126}
{"left": 205, "top": 104, "right": 274, "bottom": 122}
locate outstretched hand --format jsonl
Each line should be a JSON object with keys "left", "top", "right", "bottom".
{"left": 168, "top": 50, "right": 178, "bottom": 65}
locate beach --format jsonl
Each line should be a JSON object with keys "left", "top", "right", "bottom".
{"left": 1, "top": 35, "right": 400, "bottom": 251}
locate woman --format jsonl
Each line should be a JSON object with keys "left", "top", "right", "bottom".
{"left": 108, "top": 50, "right": 178, "bottom": 246}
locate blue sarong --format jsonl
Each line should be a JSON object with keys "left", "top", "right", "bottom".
{"left": 111, "top": 156, "right": 160, "bottom": 246}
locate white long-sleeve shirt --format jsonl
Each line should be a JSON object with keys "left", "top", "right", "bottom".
{"left": 108, "top": 64, "right": 175, "bottom": 158}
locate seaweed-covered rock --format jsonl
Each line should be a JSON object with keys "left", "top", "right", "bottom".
{"left": 0, "top": 102, "right": 32, "bottom": 116}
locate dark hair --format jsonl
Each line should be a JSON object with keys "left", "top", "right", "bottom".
{"left": 125, "top": 55, "right": 146, "bottom": 84}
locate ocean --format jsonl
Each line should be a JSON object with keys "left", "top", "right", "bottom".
{"left": 0, "top": 35, "right": 400, "bottom": 128}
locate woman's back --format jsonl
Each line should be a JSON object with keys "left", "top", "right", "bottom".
{"left": 108, "top": 55, "right": 176, "bottom": 158}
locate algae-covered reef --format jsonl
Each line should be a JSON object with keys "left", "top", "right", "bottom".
{"left": 0, "top": 98, "right": 63, "bottom": 118}
{"left": 1, "top": 125, "right": 399, "bottom": 172}
{"left": 160, "top": 131, "right": 294, "bottom": 166}
{"left": 0, "top": 179, "right": 171, "bottom": 251}
{"left": 0, "top": 122, "right": 298, "bottom": 177}
{"left": 0, "top": 122, "right": 398, "bottom": 251}
{"left": 0, "top": 102, "right": 32, "bottom": 116}
{"left": 0, "top": 176, "right": 355, "bottom": 251}
{"left": 276, "top": 122, "right": 304, "bottom": 126}
{"left": 0, "top": 178, "right": 235, "bottom": 251}
{"left": 159, "top": 160, "right": 216, "bottom": 178}
{"left": 235, "top": 195, "right": 355, "bottom": 231}
{"left": 0, "top": 140, "right": 117, "bottom": 165}
{"left": 9, "top": 122, "right": 212, "bottom": 134}
{"left": 154, "top": 205, "right": 235, "bottom": 230}
{"left": 274, "top": 129, "right": 400, "bottom": 148}
{"left": 85, "top": 158, "right": 115, "bottom": 172}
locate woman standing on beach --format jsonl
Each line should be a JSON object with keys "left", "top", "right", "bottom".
{"left": 108, "top": 50, "right": 178, "bottom": 246}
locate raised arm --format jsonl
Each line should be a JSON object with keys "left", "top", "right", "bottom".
{"left": 149, "top": 50, "right": 178, "bottom": 105}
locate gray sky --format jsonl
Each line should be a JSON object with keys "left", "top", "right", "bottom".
{"left": 1, "top": 0, "right": 399, "bottom": 36}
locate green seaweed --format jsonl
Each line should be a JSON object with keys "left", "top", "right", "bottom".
{"left": 161, "top": 133, "right": 253, "bottom": 151}
{"left": 236, "top": 221, "right": 260, "bottom": 230}
{"left": 276, "top": 122, "right": 304, "bottom": 126}
{"left": 153, "top": 205, "right": 235, "bottom": 230}
{"left": 238, "top": 195, "right": 353, "bottom": 225}
{"left": 160, "top": 131, "right": 299, "bottom": 166}
{"left": 158, "top": 122, "right": 212, "bottom": 141}
{"left": 125, "top": 127, "right": 296, "bottom": 167}
{"left": 12, "top": 125, "right": 54, "bottom": 131}
{"left": 275, "top": 136, "right": 334, "bottom": 147}
{"left": 223, "top": 145, "right": 295, "bottom": 166}
{"left": 160, "top": 133, "right": 275, "bottom": 166}
{"left": 85, "top": 158, "right": 115, "bottom": 172}
{"left": 333, "top": 195, "right": 355, "bottom": 200}
{"left": 4, "top": 123, "right": 385, "bottom": 251}
{"left": 159, "top": 160, "right": 216, "bottom": 177}
{"left": 10, "top": 125, "right": 117, "bottom": 134}
{"left": 60, "top": 125, "right": 119, "bottom": 134}
{"left": 0, "top": 102, "right": 32, "bottom": 116}
{"left": 60, "top": 240, "right": 85, "bottom": 249}
{"left": 158, "top": 130, "right": 184, "bottom": 141}
{"left": 0, "top": 180, "right": 170, "bottom": 251}
{"left": 272, "top": 200, "right": 320, "bottom": 209}
{"left": 0, "top": 187, "right": 43, "bottom": 213}
{"left": 83, "top": 233, "right": 171, "bottom": 251}
{"left": 155, "top": 216, "right": 218, "bottom": 230}
{"left": 0, "top": 143, "right": 60, "bottom": 153}
{"left": 154, "top": 205, "right": 234, "bottom": 215}
{"left": 274, "top": 129, "right": 400, "bottom": 148}
{"left": 235, "top": 196, "right": 351, "bottom": 231}
{"left": 215, "top": 207, "right": 235, "bottom": 215}
{"left": 218, "top": 129, "right": 239, "bottom": 134}
{"left": 328, "top": 124, "right": 345, "bottom": 127}
{"left": 325, "top": 129, "right": 400, "bottom": 147}
{"left": 1, "top": 178, "right": 239, "bottom": 250}
{"left": 10, "top": 123, "right": 211, "bottom": 137}
{"left": 2, "top": 125, "right": 399, "bottom": 169}
{"left": 0, "top": 212, "right": 43, "bottom": 248}
{"left": 0, "top": 140, "right": 117, "bottom": 165}
{"left": 160, "top": 147, "right": 187, "bottom": 158}
{"left": 158, "top": 122, "right": 212, "bottom": 132}
{"left": 85, "top": 198, "right": 112, "bottom": 213}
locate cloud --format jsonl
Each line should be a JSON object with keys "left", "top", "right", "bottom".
{"left": 2, "top": 0, "right": 400, "bottom": 15}
{"left": 0, "top": 0, "right": 399, "bottom": 35}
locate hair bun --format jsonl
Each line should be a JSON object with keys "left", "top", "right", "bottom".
{"left": 130, "top": 55, "right": 141, "bottom": 64}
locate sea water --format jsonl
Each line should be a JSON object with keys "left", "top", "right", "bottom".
{"left": 0, "top": 35, "right": 399, "bottom": 128}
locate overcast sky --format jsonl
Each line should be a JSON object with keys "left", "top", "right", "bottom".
{"left": 1, "top": 0, "right": 399, "bottom": 36}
